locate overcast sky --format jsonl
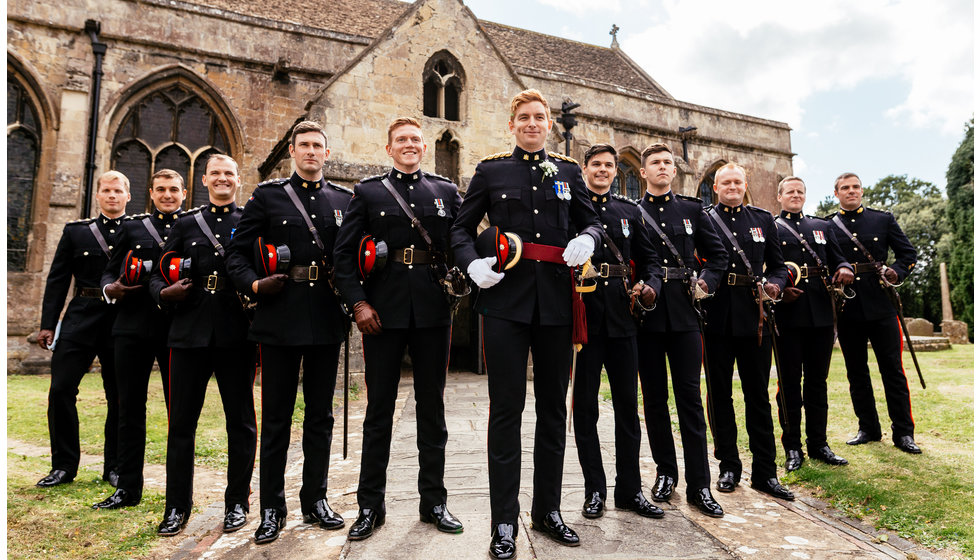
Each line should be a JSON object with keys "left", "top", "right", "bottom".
{"left": 464, "top": 0, "right": 974, "bottom": 212}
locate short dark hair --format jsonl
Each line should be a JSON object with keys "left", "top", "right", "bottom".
{"left": 640, "top": 143, "right": 672, "bottom": 166}
{"left": 583, "top": 144, "right": 618, "bottom": 166}
{"left": 290, "top": 120, "right": 327, "bottom": 146}
{"left": 833, "top": 172, "right": 861, "bottom": 191}
{"left": 149, "top": 168, "right": 184, "bottom": 190}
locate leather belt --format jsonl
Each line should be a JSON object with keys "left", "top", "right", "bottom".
{"left": 662, "top": 267, "right": 694, "bottom": 281}
{"left": 288, "top": 265, "right": 322, "bottom": 282}
{"left": 799, "top": 265, "right": 828, "bottom": 278}
{"left": 852, "top": 262, "right": 881, "bottom": 274}
{"left": 595, "top": 262, "right": 630, "bottom": 278}
{"left": 521, "top": 242, "right": 566, "bottom": 264}
{"left": 196, "top": 275, "right": 229, "bottom": 291}
{"left": 390, "top": 248, "right": 445, "bottom": 265}
{"left": 74, "top": 287, "right": 102, "bottom": 298}
{"left": 727, "top": 273, "right": 758, "bottom": 287}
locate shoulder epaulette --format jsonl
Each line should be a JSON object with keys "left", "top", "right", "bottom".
{"left": 548, "top": 152, "right": 579, "bottom": 165}
{"left": 676, "top": 194, "right": 703, "bottom": 204}
{"left": 423, "top": 171, "right": 453, "bottom": 183}
{"left": 124, "top": 212, "right": 150, "bottom": 221}
{"left": 481, "top": 152, "right": 510, "bottom": 162}
{"left": 67, "top": 217, "right": 97, "bottom": 225}
{"left": 746, "top": 204, "right": 774, "bottom": 215}
{"left": 257, "top": 177, "right": 288, "bottom": 188}
{"left": 328, "top": 181, "right": 354, "bottom": 195}
{"left": 358, "top": 173, "right": 386, "bottom": 184}
{"left": 183, "top": 205, "right": 207, "bottom": 216}
{"left": 611, "top": 193, "right": 634, "bottom": 204}
{"left": 865, "top": 206, "right": 890, "bottom": 215}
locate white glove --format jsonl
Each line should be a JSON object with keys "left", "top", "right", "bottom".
{"left": 467, "top": 256, "right": 505, "bottom": 289}
{"left": 562, "top": 234, "right": 595, "bottom": 267}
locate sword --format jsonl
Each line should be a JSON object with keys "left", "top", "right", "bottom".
{"left": 343, "top": 325, "right": 350, "bottom": 459}
{"left": 690, "top": 276, "right": 716, "bottom": 436}
{"left": 762, "top": 297, "right": 791, "bottom": 418}
{"left": 880, "top": 269, "right": 926, "bottom": 389}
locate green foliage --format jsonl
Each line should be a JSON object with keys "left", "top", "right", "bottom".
{"left": 815, "top": 194, "right": 838, "bottom": 217}
{"left": 945, "top": 120, "right": 974, "bottom": 336}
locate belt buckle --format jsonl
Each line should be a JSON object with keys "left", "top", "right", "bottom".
{"left": 598, "top": 263, "right": 610, "bottom": 278}
{"left": 728, "top": 272, "right": 737, "bottom": 285}
{"left": 207, "top": 274, "right": 219, "bottom": 290}
{"left": 403, "top": 247, "right": 414, "bottom": 265}
{"left": 308, "top": 264, "right": 319, "bottom": 281}
{"left": 800, "top": 266, "right": 809, "bottom": 279}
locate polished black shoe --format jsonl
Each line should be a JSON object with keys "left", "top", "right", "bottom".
{"left": 687, "top": 487, "right": 724, "bottom": 518}
{"left": 785, "top": 449, "right": 804, "bottom": 472}
{"left": 421, "top": 503, "right": 463, "bottom": 533}
{"left": 530, "top": 511, "right": 580, "bottom": 546}
{"left": 615, "top": 491, "right": 665, "bottom": 519}
{"left": 716, "top": 471, "right": 738, "bottom": 493}
{"left": 809, "top": 445, "right": 849, "bottom": 466}
{"left": 102, "top": 470, "right": 119, "bottom": 488}
{"left": 223, "top": 503, "right": 248, "bottom": 533}
{"left": 651, "top": 474, "right": 676, "bottom": 502}
{"left": 489, "top": 523, "right": 517, "bottom": 560}
{"left": 348, "top": 508, "right": 385, "bottom": 540}
{"left": 92, "top": 488, "right": 140, "bottom": 509}
{"left": 846, "top": 430, "right": 882, "bottom": 445}
{"left": 253, "top": 508, "right": 286, "bottom": 544}
{"left": 303, "top": 498, "right": 344, "bottom": 530}
{"left": 894, "top": 435, "right": 922, "bottom": 454}
{"left": 36, "top": 469, "right": 74, "bottom": 488}
{"left": 581, "top": 490, "right": 604, "bottom": 519}
{"left": 750, "top": 478, "right": 795, "bottom": 501}
{"left": 157, "top": 508, "right": 189, "bottom": 536}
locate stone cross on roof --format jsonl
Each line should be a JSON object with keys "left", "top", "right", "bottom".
{"left": 610, "top": 24, "right": 620, "bottom": 48}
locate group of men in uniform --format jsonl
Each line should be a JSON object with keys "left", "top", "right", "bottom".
{"left": 35, "top": 89, "right": 920, "bottom": 558}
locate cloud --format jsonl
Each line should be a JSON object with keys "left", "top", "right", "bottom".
{"left": 537, "top": 0, "right": 623, "bottom": 16}
{"left": 620, "top": 0, "right": 973, "bottom": 134}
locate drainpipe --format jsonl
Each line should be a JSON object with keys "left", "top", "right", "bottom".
{"left": 82, "top": 19, "right": 106, "bottom": 218}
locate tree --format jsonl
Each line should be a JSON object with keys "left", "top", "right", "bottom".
{"left": 945, "top": 120, "right": 974, "bottom": 336}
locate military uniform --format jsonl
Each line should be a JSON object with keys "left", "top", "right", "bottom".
{"left": 702, "top": 203, "right": 787, "bottom": 485}
{"left": 100, "top": 208, "right": 181, "bottom": 502}
{"left": 333, "top": 167, "right": 462, "bottom": 518}
{"left": 571, "top": 191, "right": 657, "bottom": 505}
{"left": 636, "top": 192, "right": 727, "bottom": 496}
{"left": 148, "top": 201, "right": 256, "bottom": 518}
{"left": 773, "top": 211, "right": 852, "bottom": 458}
{"left": 450, "top": 147, "right": 602, "bottom": 530}
{"left": 225, "top": 172, "right": 351, "bottom": 518}
{"left": 40, "top": 214, "right": 122, "bottom": 482}
{"left": 825, "top": 205, "right": 917, "bottom": 444}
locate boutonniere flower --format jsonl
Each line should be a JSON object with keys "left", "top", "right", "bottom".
{"left": 540, "top": 160, "right": 559, "bottom": 177}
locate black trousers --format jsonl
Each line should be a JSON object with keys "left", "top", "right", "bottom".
{"left": 164, "top": 344, "right": 257, "bottom": 512}
{"left": 482, "top": 316, "right": 572, "bottom": 527}
{"left": 837, "top": 315, "right": 914, "bottom": 440}
{"left": 357, "top": 326, "right": 450, "bottom": 513}
{"left": 572, "top": 333, "right": 641, "bottom": 502}
{"left": 47, "top": 338, "right": 118, "bottom": 477}
{"left": 774, "top": 325, "right": 835, "bottom": 453}
{"left": 257, "top": 343, "right": 340, "bottom": 514}
{"left": 637, "top": 330, "right": 711, "bottom": 491}
{"left": 115, "top": 334, "right": 171, "bottom": 497}
{"left": 704, "top": 333, "right": 778, "bottom": 482}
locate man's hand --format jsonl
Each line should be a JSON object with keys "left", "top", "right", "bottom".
{"left": 631, "top": 282, "right": 656, "bottom": 307}
{"left": 37, "top": 329, "right": 55, "bottom": 350}
{"left": 159, "top": 278, "right": 193, "bottom": 302}
{"left": 563, "top": 234, "right": 595, "bottom": 268}
{"left": 353, "top": 300, "right": 382, "bottom": 335}
{"left": 782, "top": 286, "right": 804, "bottom": 304}
{"left": 252, "top": 274, "right": 287, "bottom": 296}
{"left": 696, "top": 278, "right": 710, "bottom": 298}
{"left": 105, "top": 279, "right": 144, "bottom": 301}
{"left": 763, "top": 282, "right": 781, "bottom": 301}
{"left": 882, "top": 267, "right": 898, "bottom": 284}
{"left": 833, "top": 267, "right": 855, "bottom": 286}
{"left": 467, "top": 257, "right": 504, "bottom": 289}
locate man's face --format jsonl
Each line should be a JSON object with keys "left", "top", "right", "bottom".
{"left": 149, "top": 176, "right": 186, "bottom": 213}
{"left": 777, "top": 180, "right": 806, "bottom": 213}
{"left": 203, "top": 158, "right": 240, "bottom": 204}
{"left": 639, "top": 151, "right": 677, "bottom": 192}
{"left": 509, "top": 101, "right": 553, "bottom": 152}
{"left": 289, "top": 131, "right": 329, "bottom": 180}
{"left": 583, "top": 152, "right": 617, "bottom": 193}
{"left": 95, "top": 178, "right": 130, "bottom": 217}
{"left": 713, "top": 167, "right": 748, "bottom": 207}
{"left": 386, "top": 125, "right": 426, "bottom": 172}
{"left": 834, "top": 176, "right": 863, "bottom": 211}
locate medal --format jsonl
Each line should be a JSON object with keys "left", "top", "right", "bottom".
{"left": 334, "top": 209, "right": 343, "bottom": 226}
{"left": 621, "top": 218, "right": 630, "bottom": 237}
{"left": 554, "top": 181, "right": 571, "bottom": 200}
{"left": 814, "top": 230, "right": 825, "bottom": 244}
{"left": 683, "top": 218, "right": 693, "bottom": 235}
{"left": 750, "top": 227, "right": 764, "bottom": 242}
{"left": 435, "top": 198, "right": 446, "bottom": 217}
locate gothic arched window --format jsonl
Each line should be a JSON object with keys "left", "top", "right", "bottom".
{"left": 111, "top": 84, "right": 230, "bottom": 212}
{"left": 7, "top": 76, "right": 41, "bottom": 271}
{"left": 612, "top": 151, "right": 642, "bottom": 200}
{"left": 422, "top": 52, "right": 465, "bottom": 121}
{"left": 435, "top": 131, "right": 461, "bottom": 186}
